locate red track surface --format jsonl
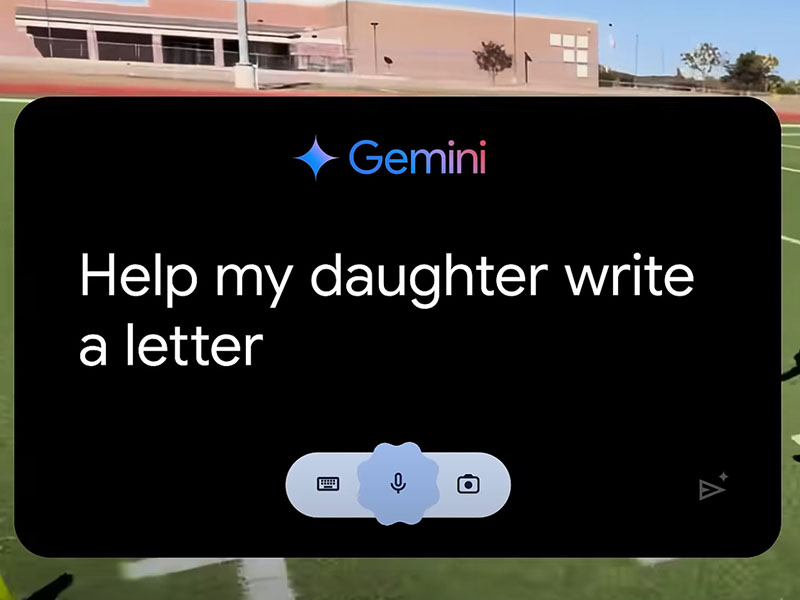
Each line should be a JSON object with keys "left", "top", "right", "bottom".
{"left": 0, "top": 80, "right": 371, "bottom": 97}
{"left": 2, "top": 81, "right": 800, "bottom": 122}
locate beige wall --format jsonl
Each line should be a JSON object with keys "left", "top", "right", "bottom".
{"left": 347, "top": 2, "right": 597, "bottom": 86}
{"left": 1, "top": 0, "right": 37, "bottom": 55}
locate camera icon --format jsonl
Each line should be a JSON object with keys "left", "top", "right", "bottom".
{"left": 457, "top": 474, "right": 480, "bottom": 494}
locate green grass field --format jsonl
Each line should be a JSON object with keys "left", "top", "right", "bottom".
{"left": 1, "top": 100, "right": 800, "bottom": 599}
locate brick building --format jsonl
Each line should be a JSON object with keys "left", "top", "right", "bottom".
{"left": 8, "top": 0, "right": 598, "bottom": 87}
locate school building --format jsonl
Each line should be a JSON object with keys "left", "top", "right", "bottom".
{"left": 5, "top": 0, "right": 598, "bottom": 87}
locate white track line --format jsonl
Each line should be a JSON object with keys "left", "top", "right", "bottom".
{"left": 637, "top": 558, "right": 679, "bottom": 566}
{"left": 0, "top": 98, "right": 31, "bottom": 103}
{"left": 121, "top": 558, "right": 235, "bottom": 579}
{"left": 121, "top": 558, "right": 293, "bottom": 600}
{"left": 784, "top": 166, "right": 800, "bottom": 174}
{"left": 783, "top": 235, "right": 800, "bottom": 246}
{"left": 784, "top": 145, "right": 800, "bottom": 150}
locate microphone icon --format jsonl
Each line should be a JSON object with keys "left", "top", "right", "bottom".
{"left": 390, "top": 472, "right": 407, "bottom": 494}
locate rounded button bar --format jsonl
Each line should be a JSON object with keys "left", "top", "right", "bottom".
{"left": 286, "top": 443, "right": 511, "bottom": 523}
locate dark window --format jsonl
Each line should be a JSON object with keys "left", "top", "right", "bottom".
{"left": 162, "top": 35, "right": 214, "bottom": 65}
{"left": 223, "top": 39, "right": 238, "bottom": 67}
{"left": 97, "top": 31, "right": 154, "bottom": 62}
{"left": 223, "top": 39, "right": 292, "bottom": 70}
{"left": 27, "top": 26, "right": 88, "bottom": 59}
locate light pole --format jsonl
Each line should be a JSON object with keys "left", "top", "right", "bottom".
{"left": 512, "top": 0, "right": 517, "bottom": 83}
{"left": 234, "top": 0, "right": 256, "bottom": 89}
{"left": 344, "top": 0, "right": 350, "bottom": 60}
{"left": 43, "top": 0, "right": 54, "bottom": 58}
{"left": 370, "top": 21, "right": 379, "bottom": 75}
{"left": 634, "top": 33, "right": 639, "bottom": 81}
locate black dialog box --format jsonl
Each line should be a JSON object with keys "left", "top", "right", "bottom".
{"left": 13, "top": 97, "right": 780, "bottom": 558}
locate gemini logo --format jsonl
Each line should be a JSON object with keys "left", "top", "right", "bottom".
{"left": 295, "top": 136, "right": 487, "bottom": 179}
{"left": 295, "top": 136, "right": 338, "bottom": 180}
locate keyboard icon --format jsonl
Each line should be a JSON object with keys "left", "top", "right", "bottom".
{"left": 317, "top": 476, "right": 340, "bottom": 491}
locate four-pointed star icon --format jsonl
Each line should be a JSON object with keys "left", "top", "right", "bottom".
{"left": 295, "top": 136, "right": 337, "bottom": 180}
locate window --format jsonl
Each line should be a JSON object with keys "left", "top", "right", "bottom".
{"left": 97, "top": 31, "right": 154, "bottom": 62}
{"left": 223, "top": 39, "right": 291, "bottom": 69}
{"left": 577, "top": 35, "right": 589, "bottom": 49}
{"left": 576, "top": 50, "right": 588, "bottom": 63}
{"left": 562, "top": 34, "right": 576, "bottom": 47}
{"left": 27, "top": 26, "right": 88, "bottom": 59}
{"left": 563, "top": 49, "right": 575, "bottom": 63}
{"left": 577, "top": 63, "right": 589, "bottom": 78}
{"left": 162, "top": 35, "right": 214, "bottom": 65}
{"left": 549, "top": 33, "right": 561, "bottom": 46}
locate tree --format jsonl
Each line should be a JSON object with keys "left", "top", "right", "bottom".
{"left": 777, "top": 80, "right": 800, "bottom": 95}
{"left": 680, "top": 43, "right": 723, "bottom": 88}
{"left": 775, "top": 82, "right": 797, "bottom": 95}
{"left": 767, "top": 74, "right": 786, "bottom": 92}
{"left": 723, "top": 51, "right": 780, "bottom": 92}
{"left": 473, "top": 41, "right": 512, "bottom": 84}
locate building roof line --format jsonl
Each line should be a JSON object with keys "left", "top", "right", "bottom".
{"left": 321, "top": 0, "right": 597, "bottom": 23}
{"left": 16, "top": 7, "right": 311, "bottom": 34}
{"left": 19, "top": 0, "right": 597, "bottom": 25}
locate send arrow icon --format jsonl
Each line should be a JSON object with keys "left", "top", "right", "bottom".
{"left": 699, "top": 479, "right": 726, "bottom": 501}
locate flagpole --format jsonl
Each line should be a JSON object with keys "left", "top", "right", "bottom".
{"left": 512, "top": 0, "right": 518, "bottom": 83}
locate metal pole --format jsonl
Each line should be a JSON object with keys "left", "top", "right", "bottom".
{"left": 634, "top": 33, "right": 639, "bottom": 77}
{"left": 371, "top": 22, "right": 378, "bottom": 75}
{"left": 512, "top": 0, "right": 517, "bottom": 81}
{"left": 344, "top": 0, "right": 350, "bottom": 58}
{"left": 237, "top": 0, "right": 250, "bottom": 64}
{"left": 44, "top": 0, "right": 54, "bottom": 58}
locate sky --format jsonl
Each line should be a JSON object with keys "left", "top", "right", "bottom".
{"left": 387, "top": 0, "right": 800, "bottom": 79}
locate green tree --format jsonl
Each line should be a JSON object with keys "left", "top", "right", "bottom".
{"left": 473, "top": 41, "right": 513, "bottom": 85}
{"left": 775, "top": 83, "right": 797, "bottom": 95}
{"left": 681, "top": 43, "right": 723, "bottom": 88}
{"left": 776, "top": 80, "right": 800, "bottom": 94}
{"left": 723, "top": 51, "right": 780, "bottom": 91}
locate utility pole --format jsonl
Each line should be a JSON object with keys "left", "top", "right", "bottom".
{"left": 371, "top": 22, "right": 379, "bottom": 75}
{"left": 237, "top": 0, "right": 250, "bottom": 64}
{"left": 634, "top": 33, "right": 639, "bottom": 79}
{"left": 344, "top": 0, "right": 350, "bottom": 60}
{"left": 234, "top": 0, "right": 256, "bottom": 89}
{"left": 43, "top": 0, "right": 54, "bottom": 58}
{"left": 512, "top": 0, "right": 518, "bottom": 83}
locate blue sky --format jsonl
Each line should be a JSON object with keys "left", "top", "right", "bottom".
{"left": 398, "top": 0, "right": 800, "bottom": 79}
